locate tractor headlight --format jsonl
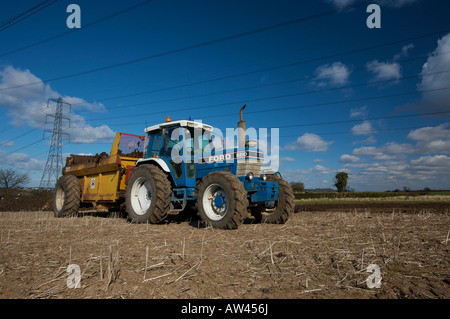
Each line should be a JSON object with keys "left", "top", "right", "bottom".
{"left": 260, "top": 174, "right": 267, "bottom": 181}
{"left": 246, "top": 172, "right": 254, "bottom": 181}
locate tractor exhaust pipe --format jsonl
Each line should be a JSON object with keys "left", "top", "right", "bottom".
{"left": 238, "top": 104, "right": 246, "bottom": 148}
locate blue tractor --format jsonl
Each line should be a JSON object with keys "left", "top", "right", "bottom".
{"left": 125, "top": 106, "right": 294, "bottom": 229}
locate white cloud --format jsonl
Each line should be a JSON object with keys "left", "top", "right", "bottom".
{"left": 313, "top": 62, "right": 351, "bottom": 87}
{"left": 282, "top": 164, "right": 336, "bottom": 188}
{"left": 352, "top": 122, "right": 450, "bottom": 157}
{"left": 339, "top": 154, "right": 360, "bottom": 163}
{"left": 280, "top": 157, "right": 295, "bottom": 162}
{"left": 360, "top": 156, "right": 450, "bottom": 185}
{"left": 407, "top": 123, "right": 450, "bottom": 154}
{"left": 382, "top": 141, "right": 415, "bottom": 155}
{"left": 362, "top": 163, "right": 389, "bottom": 173}
{"left": 351, "top": 120, "right": 375, "bottom": 136}
{"left": 408, "top": 123, "right": 450, "bottom": 142}
{"left": 419, "top": 33, "right": 450, "bottom": 93}
{"left": 374, "top": 154, "right": 395, "bottom": 161}
{"left": 352, "top": 146, "right": 381, "bottom": 157}
{"left": 346, "top": 123, "right": 450, "bottom": 190}
{"left": 0, "top": 66, "right": 114, "bottom": 144}
{"left": 340, "top": 156, "right": 450, "bottom": 191}
{"left": 350, "top": 105, "right": 368, "bottom": 118}
{"left": 399, "top": 33, "right": 450, "bottom": 114}
{"left": 0, "top": 151, "right": 45, "bottom": 171}
{"left": 0, "top": 140, "right": 14, "bottom": 147}
{"left": 285, "top": 133, "right": 333, "bottom": 152}
{"left": 353, "top": 135, "right": 377, "bottom": 145}
{"left": 359, "top": 141, "right": 413, "bottom": 156}
{"left": 366, "top": 60, "right": 401, "bottom": 82}
{"left": 63, "top": 96, "right": 106, "bottom": 113}
{"left": 393, "top": 44, "right": 414, "bottom": 61}
{"left": 312, "top": 165, "right": 335, "bottom": 174}
{"left": 410, "top": 155, "right": 450, "bottom": 168}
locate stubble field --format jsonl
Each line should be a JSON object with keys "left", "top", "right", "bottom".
{"left": 0, "top": 192, "right": 449, "bottom": 300}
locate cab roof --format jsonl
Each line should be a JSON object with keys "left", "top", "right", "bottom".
{"left": 144, "top": 120, "right": 213, "bottom": 133}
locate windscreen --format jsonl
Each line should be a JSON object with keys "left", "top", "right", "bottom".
{"left": 117, "top": 133, "right": 148, "bottom": 158}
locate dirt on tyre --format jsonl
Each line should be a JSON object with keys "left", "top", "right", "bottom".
{"left": 197, "top": 171, "right": 248, "bottom": 229}
{"left": 253, "top": 174, "right": 294, "bottom": 224}
{"left": 54, "top": 175, "right": 81, "bottom": 217}
{"left": 125, "top": 164, "right": 172, "bottom": 224}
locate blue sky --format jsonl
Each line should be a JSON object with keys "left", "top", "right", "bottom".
{"left": 1, "top": 0, "right": 449, "bottom": 191}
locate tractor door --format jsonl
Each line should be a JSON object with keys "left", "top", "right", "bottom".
{"left": 159, "top": 126, "right": 196, "bottom": 188}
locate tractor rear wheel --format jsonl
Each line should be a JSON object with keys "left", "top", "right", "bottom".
{"left": 54, "top": 175, "right": 81, "bottom": 217}
{"left": 125, "top": 165, "right": 171, "bottom": 223}
{"left": 197, "top": 171, "right": 248, "bottom": 229}
{"left": 253, "top": 175, "right": 294, "bottom": 224}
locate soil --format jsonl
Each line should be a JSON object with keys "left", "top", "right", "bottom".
{"left": 296, "top": 201, "right": 450, "bottom": 214}
{"left": 0, "top": 192, "right": 53, "bottom": 212}
{"left": 0, "top": 193, "right": 448, "bottom": 299}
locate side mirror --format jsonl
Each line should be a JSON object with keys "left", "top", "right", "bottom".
{"left": 162, "top": 128, "right": 169, "bottom": 138}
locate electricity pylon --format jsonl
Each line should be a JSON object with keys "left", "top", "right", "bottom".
{"left": 39, "top": 97, "right": 71, "bottom": 189}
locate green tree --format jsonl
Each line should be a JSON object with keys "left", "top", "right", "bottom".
{"left": 290, "top": 181, "right": 305, "bottom": 193}
{"left": 334, "top": 172, "right": 349, "bottom": 193}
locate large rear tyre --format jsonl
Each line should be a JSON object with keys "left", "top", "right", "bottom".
{"left": 125, "top": 165, "right": 171, "bottom": 224}
{"left": 54, "top": 175, "right": 81, "bottom": 217}
{"left": 253, "top": 175, "right": 294, "bottom": 224}
{"left": 197, "top": 171, "right": 248, "bottom": 229}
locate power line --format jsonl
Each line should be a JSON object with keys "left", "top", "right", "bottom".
{"left": 1, "top": 31, "right": 447, "bottom": 136}
{"left": 0, "top": 0, "right": 57, "bottom": 33}
{"left": 0, "top": 0, "right": 156, "bottom": 56}
{"left": 75, "top": 66, "right": 450, "bottom": 119}
{"left": 278, "top": 125, "right": 441, "bottom": 138}
{"left": 75, "top": 77, "right": 450, "bottom": 125}
{"left": 3, "top": 138, "right": 44, "bottom": 155}
{"left": 3, "top": 44, "right": 443, "bottom": 137}
{"left": 21, "top": 109, "right": 450, "bottom": 149}
{"left": 0, "top": 128, "right": 39, "bottom": 145}
{"left": 0, "top": 0, "right": 373, "bottom": 92}
{"left": 73, "top": 48, "right": 450, "bottom": 111}
{"left": 276, "top": 110, "right": 450, "bottom": 129}
{"left": 5, "top": 110, "right": 448, "bottom": 151}
{"left": 1, "top": 60, "right": 445, "bottom": 147}
{"left": 65, "top": 109, "right": 450, "bottom": 144}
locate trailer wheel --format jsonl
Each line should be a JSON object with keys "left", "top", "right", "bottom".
{"left": 197, "top": 171, "right": 248, "bottom": 229}
{"left": 54, "top": 175, "right": 81, "bottom": 217}
{"left": 253, "top": 175, "right": 294, "bottom": 224}
{"left": 125, "top": 165, "right": 171, "bottom": 223}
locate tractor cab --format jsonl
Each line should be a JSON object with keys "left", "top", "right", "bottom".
{"left": 140, "top": 117, "right": 216, "bottom": 188}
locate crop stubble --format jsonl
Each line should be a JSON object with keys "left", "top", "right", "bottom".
{"left": 0, "top": 202, "right": 448, "bottom": 299}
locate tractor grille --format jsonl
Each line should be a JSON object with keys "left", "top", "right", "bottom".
{"left": 236, "top": 159, "right": 263, "bottom": 177}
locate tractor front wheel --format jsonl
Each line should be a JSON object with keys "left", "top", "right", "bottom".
{"left": 197, "top": 171, "right": 248, "bottom": 229}
{"left": 253, "top": 175, "right": 294, "bottom": 224}
{"left": 125, "top": 165, "right": 172, "bottom": 223}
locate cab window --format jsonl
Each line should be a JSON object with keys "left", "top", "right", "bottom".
{"left": 147, "top": 132, "right": 162, "bottom": 157}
